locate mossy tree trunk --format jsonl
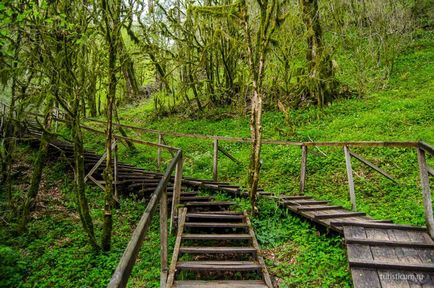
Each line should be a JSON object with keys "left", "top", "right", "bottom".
{"left": 19, "top": 100, "right": 54, "bottom": 231}
{"left": 300, "top": 0, "right": 337, "bottom": 107}
{"left": 101, "top": 0, "right": 122, "bottom": 251}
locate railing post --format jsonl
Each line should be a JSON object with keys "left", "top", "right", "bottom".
{"left": 170, "top": 152, "right": 183, "bottom": 233}
{"left": 344, "top": 146, "right": 357, "bottom": 211}
{"left": 157, "top": 133, "right": 162, "bottom": 171}
{"left": 417, "top": 148, "right": 434, "bottom": 239}
{"left": 114, "top": 140, "right": 118, "bottom": 202}
{"left": 300, "top": 145, "right": 308, "bottom": 194}
{"left": 213, "top": 138, "right": 218, "bottom": 181}
{"left": 160, "top": 185, "right": 168, "bottom": 288}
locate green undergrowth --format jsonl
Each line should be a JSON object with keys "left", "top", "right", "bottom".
{"left": 80, "top": 30, "right": 434, "bottom": 226}
{"left": 0, "top": 145, "right": 173, "bottom": 287}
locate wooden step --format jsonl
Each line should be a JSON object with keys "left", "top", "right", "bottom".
{"left": 173, "top": 280, "right": 268, "bottom": 288}
{"left": 169, "top": 196, "right": 212, "bottom": 202}
{"left": 182, "top": 234, "right": 251, "bottom": 240}
{"left": 179, "top": 246, "right": 256, "bottom": 254}
{"left": 186, "top": 213, "right": 244, "bottom": 220}
{"left": 176, "top": 261, "right": 261, "bottom": 272}
{"left": 184, "top": 222, "right": 248, "bottom": 228}
{"left": 349, "top": 260, "right": 434, "bottom": 272}
{"left": 185, "top": 201, "right": 235, "bottom": 207}
{"left": 297, "top": 205, "right": 343, "bottom": 212}
{"left": 284, "top": 200, "right": 328, "bottom": 205}
{"left": 314, "top": 212, "right": 366, "bottom": 219}
{"left": 192, "top": 211, "right": 243, "bottom": 215}
{"left": 345, "top": 238, "right": 434, "bottom": 248}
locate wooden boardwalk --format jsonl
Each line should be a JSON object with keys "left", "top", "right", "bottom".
{"left": 25, "top": 130, "right": 434, "bottom": 287}
{"left": 180, "top": 181, "right": 434, "bottom": 287}
{"left": 166, "top": 201, "right": 272, "bottom": 287}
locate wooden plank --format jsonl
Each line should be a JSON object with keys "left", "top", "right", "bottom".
{"left": 176, "top": 261, "right": 261, "bottom": 272}
{"left": 284, "top": 200, "right": 328, "bottom": 205}
{"left": 343, "top": 226, "right": 382, "bottom": 288}
{"left": 349, "top": 260, "right": 434, "bottom": 272}
{"left": 350, "top": 151, "right": 397, "bottom": 182}
{"left": 332, "top": 222, "right": 427, "bottom": 231}
{"left": 245, "top": 212, "right": 273, "bottom": 288}
{"left": 173, "top": 280, "right": 268, "bottom": 288}
{"left": 213, "top": 138, "right": 218, "bottom": 181}
{"left": 179, "top": 246, "right": 256, "bottom": 254}
{"left": 346, "top": 238, "right": 434, "bottom": 249}
{"left": 166, "top": 208, "right": 187, "bottom": 288}
{"left": 417, "top": 148, "right": 434, "bottom": 239}
{"left": 297, "top": 205, "right": 343, "bottom": 212}
{"left": 315, "top": 212, "right": 366, "bottom": 219}
{"left": 184, "top": 222, "right": 248, "bottom": 228}
{"left": 170, "top": 155, "right": 183, "bottom": 232}
{"left": 186, "top": 213, "right": 244, "bottom": 220}
{"left": 218, "top": 145, "right": 241, "bottom": 165}
{"left": 280, "top": 195, "right": 312, "bottom": 200}
{"left": 182, "top": 234, "right": 251, "bottom": 240}
{"left": 157, "top": 133, "right": 162, "bottom": 171}
{"left": 184, "top": 201, "right": 235, "bottom": 207}
{"left": 160, "top": 186, "right": 168, "bottom": 288}
{"left": 344, "top": 145, "right": 357, "bottom": 211}
{"left": 300, "top": 145, "right": 307, "bottom": 194}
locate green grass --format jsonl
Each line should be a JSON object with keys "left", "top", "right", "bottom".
{"left": 0, "top": 145, "right": 172, "bottom": 288}
{"left": 1, "top": 30, "right": 433, "bottom": 288}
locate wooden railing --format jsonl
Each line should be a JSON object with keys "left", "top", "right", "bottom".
{"left": 1, "top": 102, "right": 434, "bottom": 242}
{"left": 0, "top": 102, "right": 184, "bottom": 287}
{"left": 107, "top": 150, "right": 183, "bottom": 288}
{"left": 82, "top": 115, "right": 434, "bottom": 239}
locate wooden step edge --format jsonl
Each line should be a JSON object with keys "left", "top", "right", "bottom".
{"left": 297, "top": 205, "right": 343, "bottom": 212}
{"left": 283, "top": 200, "right": 328, "bottom": 205}
{"left": 349, "top": 260, "right": 434, "bottom": 272}
{"left": 333, "top": 221, "right": 427, "bottom": 231}
{"left": 345, "top": 238, "right": 434, "bottom": 248}
{"left": 176, "top": 261, "right": 261, "bottom": 271}
{"left": 173, "top": 280, "right": 268, "bottom": 288}
{"left": 179, "top": 246, "right": 256, "bottom": 254}
{"left": 186, "top": 213, "right": 244, "bottom": 219}
{"left": 184, "top": 222, "right": 248, "bottom": 228}
{"left": 182, "top": 234, "right": 252, "bottom": 240}
{"left": 315, "top": 212, "right": 366, "bottom": 220}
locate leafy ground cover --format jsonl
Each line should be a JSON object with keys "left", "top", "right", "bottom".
{"left": 1, "top": 30, "right": 433, "bottom": 287}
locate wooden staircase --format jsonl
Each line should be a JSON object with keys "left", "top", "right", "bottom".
{"left": 166, "top": 199, "right": 272, "bottom": 288}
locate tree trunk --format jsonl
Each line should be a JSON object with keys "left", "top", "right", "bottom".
{"left": 300, "top": 0, "right": 337, "bottom": 107}
{"left": 19, "top": 104, "right": 53, "bottom": 231}
{"left": 72, "top": 113, "right": 99, "bottom": 251}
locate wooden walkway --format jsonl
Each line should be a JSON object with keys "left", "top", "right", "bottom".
{"left": 25, "top": 130, "right": 434, "bottom": 287}
{"left": 166, "top": 199, "right": 272, "bottom": 287}
{"left": 180, "top": 181, "right": 434, "bottom": 287}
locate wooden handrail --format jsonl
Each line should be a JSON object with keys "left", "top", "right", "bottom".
{"left": 107, "top": 150, "right": 182, "bottom": 288}
{"left": 87, "top": 117, "right": 424, "bottom": 148}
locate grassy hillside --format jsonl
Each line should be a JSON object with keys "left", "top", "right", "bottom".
{"left": 1, "top": 31, "right": 432, "bottom": 287}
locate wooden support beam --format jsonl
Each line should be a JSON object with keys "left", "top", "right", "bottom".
{"left": 417, "top": 148, "right": 434, "bottom": 239}
{"left": 213, "top": 138, "right": 218, "bottom": 181}
{"left": 218, "top": 145, "right": 241, "bottom": 165}
{"left": 157, "top": 134, "right": 162, "bottom": 171}
{"left": 428, "top": 165, "right": 434, "bottom": 177}
{"left": 344, "top": 146, "right": 357, "bottom": 211}
{"left": 161, "top": 136, "right": 175, "bottom": 157}
{"left": 166, "top": 208, "right": 187, "bottom": 288}
{"left": 170, "top": 153, "right": 183, "bottom": 233}
{"left": 300, "top": 145, "right": 307, "bottom": 194}
{"left": 160, "top": 186, "right": 168, "bottom": 288}
{"left": 349, "top": 151, "right": 396, "bottom": 182}
{"left": 114, "top": 141, "right": 119, "bottom": 202}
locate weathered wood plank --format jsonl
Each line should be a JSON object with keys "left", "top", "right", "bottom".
{"left": 182, "top": 234, "right": 251, "bottom": 240}
{"left": 344, "top": 145, "right": 357, "bottom": 211}
{"left": 173, "top": 280, "right": 268, "bottom": 288}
